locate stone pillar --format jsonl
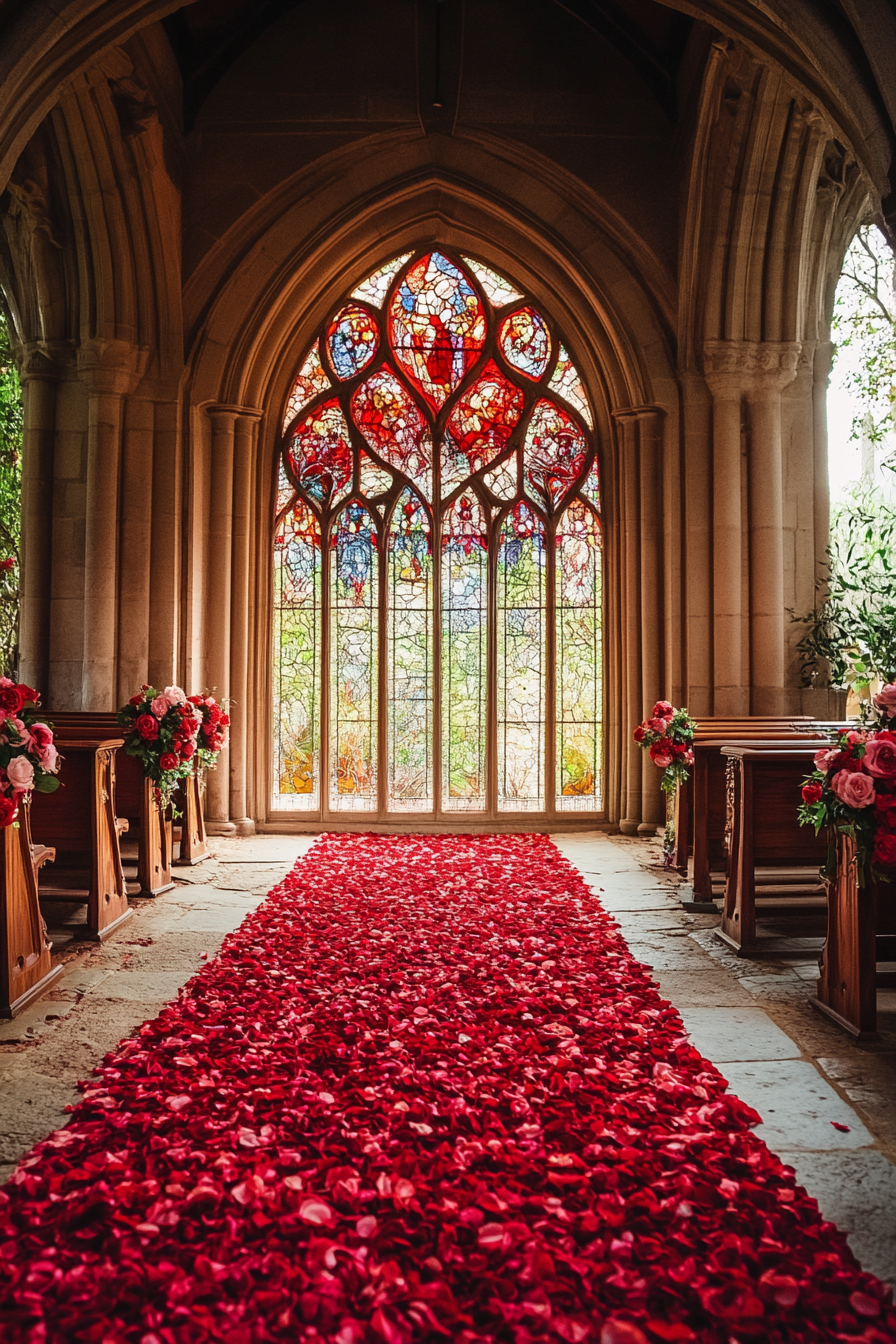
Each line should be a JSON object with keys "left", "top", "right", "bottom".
{"left": 76, "top": 339, "right": 147, "bottom": 710}
{"left": 746, "top": 343, "right": 800, "bottom": 714}
{"left": 204, "top": 406, "right": 238, "bottom": 832}
{"left": 16, "top": 344, "right": 61, "bottom": 692}
{"left": 229, "top": 410, "right": 262, "bottom": 835}
{"left": 614, "top": 405, "right": 666, "bottom": 835}
{"left": 679, "top": 372, "right": 713, "bottom": 716}
{"left": 813, "top": 341, "right": 834, "bottom": 568}
{"left": 116, "top": 396, "right": 154, "bottom": 705}
{"left": 704, "top": 344, "right": 748, "bottom": 716}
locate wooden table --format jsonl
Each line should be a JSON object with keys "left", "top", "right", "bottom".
{"left": 29, "top": 731, "right": 133, "bottom": 941}
{"left": 718, "top": 746, "right": 830, "bottom": 955}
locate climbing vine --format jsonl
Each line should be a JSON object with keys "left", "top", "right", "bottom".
{"left": 0, "top": 309, "right": 23, "bottom": 678}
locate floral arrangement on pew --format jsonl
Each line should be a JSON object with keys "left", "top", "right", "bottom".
{"left": 798, "top": 681, "right": 896, "bottom": 879}
{"left": 186, "top": 693, "right": 230, "bottom": 775}
{"left": 118, "top": 685, "right": 201, "bottom": 813}
{"left": 633, "top": 700, "right": 697, "bottom": 793}
{"left": 0, "top": 677, "right": 60, "bottom": 827}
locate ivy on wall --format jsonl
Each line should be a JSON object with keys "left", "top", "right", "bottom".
{"left": 0, "top": 310, "right": 23, "bottom": 678}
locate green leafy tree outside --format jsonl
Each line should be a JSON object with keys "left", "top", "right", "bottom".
{"left": 793, "top": 225, "right": 896, "bottom": 693}
{"left": 0, "top": 309, "right": 23, "bottom": 678}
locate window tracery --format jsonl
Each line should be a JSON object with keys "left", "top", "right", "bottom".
{"left": 273, "top": 249, "right": 602, "bottom": 819}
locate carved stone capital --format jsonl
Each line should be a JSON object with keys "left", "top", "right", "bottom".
{"left": 16, "top": 340, "right": 73, "bottom": 383}
{"left": 76, "top": 338, "right": 149, "bottom": 398}
{"left": 703, "top": 339, "right": 801, "bottom": 397}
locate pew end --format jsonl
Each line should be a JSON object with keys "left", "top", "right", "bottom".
{"left": 1, "top": 801, "right": 65, "bottom": 1018}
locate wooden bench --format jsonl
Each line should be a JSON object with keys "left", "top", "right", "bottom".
{"left": 688, "top": 726, "right": 835, "bottom": 900}
{"left": 174, "top": 764, "right": 211, "bottom": 866}
{"left": 29, "top": 730, "right": 133, "bottom": 941}
{"left": 673, "top": 717, "right": 818, "bottom": 875}
{"left": 1, "top": 798, "right": 64, "bottom": 1017}
{"left": 718, "top": 746, "right": 830, "bottom": 955}
{"left": 812, "top": 833, "right": 896, "bottom": 1039}
{"left": 47, "top": 712, "right": 175, "bottom": 897}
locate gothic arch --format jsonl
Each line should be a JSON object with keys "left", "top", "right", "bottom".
{"left": 181, "top": 146, "right": 681, "bottom": 832}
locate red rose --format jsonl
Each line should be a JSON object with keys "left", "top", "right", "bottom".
{"left": 179, "top": 741, "right": 195, "bottom": 760}
{"left": 129, "top": 693, "right": 144, "bottom": 707}
{"left": 653, "top": 700, "right": 674, "bottom": 719}
{"left": 0, "top": 685, "right": 24, "bottom": 715}
{"left": 159, "top": 752, "right": 178, "bottom": 771}
{"left": 219, "top": 714, "right": 230, "bottom": 729}
{"left": 207, "top": 705, "right": 222, "bottom": 725}
{"left": 801, "top": 780, "right": 823, "bottom": 804}
{"left": 136, "top": 714, "right": 160, "bottom": 741}
{"left": 0, "top": 794, "right": 18, "bottom": 827}
{"left": 649, "top": 740, "right": 674, "bottom": 769}
{"left": 875, "top": 791, "right": 896, "bottom": 817}
{"left": 0, "top": 557, "right": 14, "bottom": 572}
{"left": 873, "top": 830, "right": 896, "bottom": 868}
{"left": 633, "top": 723, "right": 646, "bottom": 744}
{"left": 187, "top": 695, "right": 203, "bottom": 706}
{"left": 17, "top": 683, "right": 40, "bottom": 706}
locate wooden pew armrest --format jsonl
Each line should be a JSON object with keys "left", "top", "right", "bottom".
{"left": 116, "top": 818, "right": 130, "bottom": 835}
{"left": 30, "top": 844, "right": 56, "bottom": 872}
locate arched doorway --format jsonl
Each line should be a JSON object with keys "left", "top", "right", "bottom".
{"left": 271, "top": 249, "right": 603, "bottom": 823}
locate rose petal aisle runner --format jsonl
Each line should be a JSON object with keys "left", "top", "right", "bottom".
{"left": 1, "top": 834, "right": 892, "bottom": 1343}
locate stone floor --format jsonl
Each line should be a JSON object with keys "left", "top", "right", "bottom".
{"left": 1, "top": 830, "right": 894, "bottom": 1288}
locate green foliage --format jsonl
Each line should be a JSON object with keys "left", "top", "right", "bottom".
{"left": 792, "top": 480, "right": 896, "bottom": 690}
{"left": 831, "top": 225, "right": 896, "bottom": 450}
{"left": 0, "top": 309, "right": 23, "bottom": 679}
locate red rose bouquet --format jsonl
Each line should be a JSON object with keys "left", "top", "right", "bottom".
{"left": 633, "top": 700, "right": 697, "bottom": 794}
{"left": 0, "top": 677, "right": 60, "bottom": 827}
{"left": 118, "top": 684, "right": 200, "bottom": 812}
{"left": 799, "top": 683, "right": 896, "bottom": 878}
{"left": 186, "top": 693, "right": 230, "bottom": 774}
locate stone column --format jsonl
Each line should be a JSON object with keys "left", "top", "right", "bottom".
{"left": 116, "top": 395, "right": 154, "bottom": 705}
{"left": 614, "top": 405, "right": 666, "bottom": 834}
{"left": 76, "top": 339, "right": 147, "bottom": 710}
{"left": 746, "top": 343, "right": 800, "bottom": 714}
{"left": 704, "top": 343, "right": 749, "bottom": 716}
{"left": 204, "top": 406, "right": 238, "bottom": 832}
{"left": 679, "top": 372, "right": 713, "bottom": 716}
{"left": 229, "top": 410, "right": 262, "bottom": 834}
{"left": 615, "top": 411, "right": 643, "bottom": 835}
{"left": 813, "top": 341, "right": 834, "bottom": 568}
{"left": 16, "top": 344, "right": 61, "bottom": 692}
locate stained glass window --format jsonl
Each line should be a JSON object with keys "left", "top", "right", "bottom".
{"left": 273, "top": 249, "right": 602, "bottom": 821}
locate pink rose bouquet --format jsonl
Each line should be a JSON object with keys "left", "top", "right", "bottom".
{"left": 186, "top": 693, "right": 231, "bottom": 775}
{"left": 0, "top": 678, "right": 60, "bottom": 828}
{"left": 118, "top": 685, "right": 201, "bottom": 812}
{"left": 633, "top": 701, "right": 697, "bottom": 795}
{"left": 799, "top": 718, "right": 896, "bottom": 877}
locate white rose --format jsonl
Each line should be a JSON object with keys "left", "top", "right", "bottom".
{"left": 6, "top": 754, "right": 35, "bottom": 790}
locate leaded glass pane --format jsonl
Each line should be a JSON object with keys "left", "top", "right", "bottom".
{"left": 556, "top": 500, "right": 602, "bottom": 810}
{"left": 272, "top": 502, "right": 321, "bottom": 809}
{"left": 497, "top": 502, "right": 545, "bottom": 811}
{"left": 461, "top": 257, "right": 523, "bottom": 307}
{"left": 389, "top": 252, "right": 486, "bottom": 409}
{"left": 548, "top": 345, "right": 593, "bottom": 429}
{"left": 283, "top": 341, "right": 330, "bottom": 433}
{"left": 330, "top": 502, "right": 378, "bottom": 811}
{"left": 388, "top": 490, "right": 433, "bottom": 811}
{"left": 442, "top": 496, "right": 488, "bottom": 811}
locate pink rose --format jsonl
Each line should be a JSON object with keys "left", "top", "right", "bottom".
{"left": 150, "top": 694, "right": 170, "bottom": 719}
{"left": 29, "top": 722, "right": 53, "bottom": 752}
{"left": 873, "top": 683, "right": 896, "bottom": 714}
{"left": 6, "top": 754, "right": 35, "bottom": 791}
{"left": 814, "top": 748, "right": 838, "bottom": 773}
{"left": 648, "top": 717, "right": 669, "bottom": 735}
{"left": 164, "top": 685, "right": 187, "bottom": 706}
{"left": 862, "top": 736, "right": 896, "bottom": 780}
{"left": 830, "top": 769, "right": 876, "bottom": 809}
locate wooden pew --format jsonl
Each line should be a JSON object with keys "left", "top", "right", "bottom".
{"left": 689, "top": 725, "right": 835, "bottom": 900}
{"left": 174, "top": 763, "right": 210, "bottom": 866}
{"left": 47, "top": 712, "right": 174, "bottom": 897}
{"left": 29, "top": 729, "right": 133, "bottom": 941}
{"left": 673, "top": 717, "right": 818, "bottom": 874}
{"left": 718, "top": 746, "right": 830, "bottom": 955}
{"left": 812, "top": 833, "right": 896, "bottom": 1039}
{"left": 1, "top": 798, "right": 64, "bottom": 1017}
